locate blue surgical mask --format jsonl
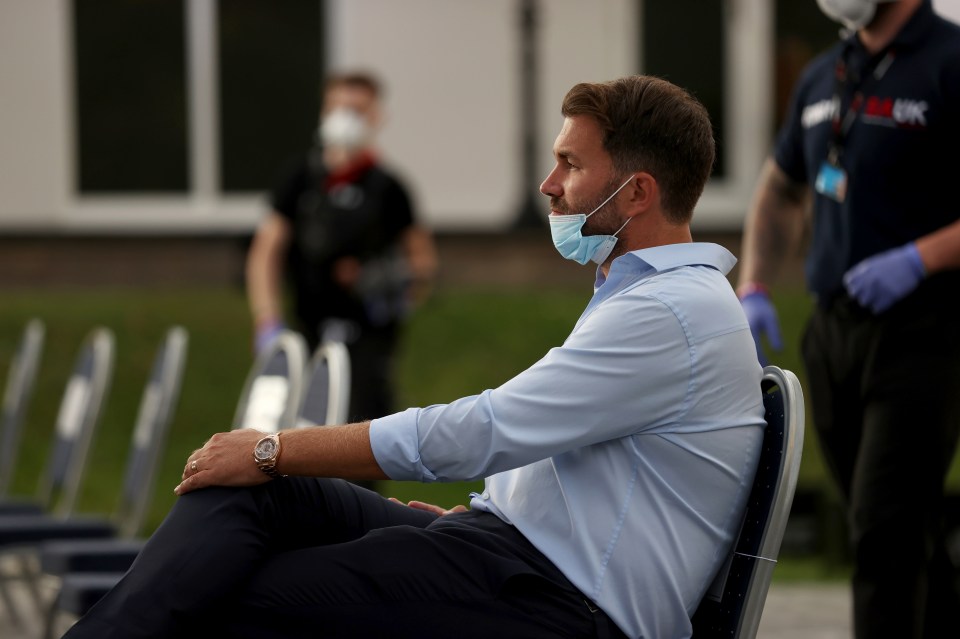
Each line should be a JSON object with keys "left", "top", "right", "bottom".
{"left": 548, "top": 177, "right": 633, "bottom": 265}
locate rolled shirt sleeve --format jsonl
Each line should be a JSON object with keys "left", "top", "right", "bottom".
{"left": 371, "top": 292, "right": 692, "bottom": 482}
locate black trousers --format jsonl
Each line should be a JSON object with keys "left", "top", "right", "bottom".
{"left": 802, "top": 288, "right": 960, "bottom": 639}
{"left": 63, "top": 478, "right": 622, "bottom": 639}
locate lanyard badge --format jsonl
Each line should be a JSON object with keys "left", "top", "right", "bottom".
{"left": 816, "top": 109, "right": 854, "bottom": 203}
{"left": 815, "top": 160, "right": 848, "bottom": 203}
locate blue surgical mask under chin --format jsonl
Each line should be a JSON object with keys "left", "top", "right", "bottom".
{"left": 548, "top": 177, "right": 634, "bottom": 265}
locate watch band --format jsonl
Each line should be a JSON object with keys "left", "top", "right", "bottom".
{"left": 259, "top": 460, "right": 285, "bottom": 480}
{"left": 254, "top": 433, "right": 286, "bottom": 479}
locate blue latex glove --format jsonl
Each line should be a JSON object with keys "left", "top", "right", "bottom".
{"left": 842, "top": 242, "right": 925, "bottom": 314}
{"left": 254, "top": 319, "right": 285, "bottom": 354}
{"left": 739, "top": 287, "right": 783, "bottom": 366}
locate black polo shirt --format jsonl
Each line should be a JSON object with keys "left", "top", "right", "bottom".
{"left": 270, "top": 149, "right": 415, "bottom": 333}
{"left": 774, "top": 0, "right": 960, "bottom": 301}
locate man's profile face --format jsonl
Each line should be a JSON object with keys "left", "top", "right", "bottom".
{"left": 540, "top": 115, "right": 623, "bottom": 235}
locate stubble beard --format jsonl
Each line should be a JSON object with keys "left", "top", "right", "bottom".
{"left": 550, "top": 175, "right": 625, "bottom": 236}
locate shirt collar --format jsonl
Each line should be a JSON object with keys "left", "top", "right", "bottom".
{"left": 594, "top": 242, "right": 737, "bottom": 289}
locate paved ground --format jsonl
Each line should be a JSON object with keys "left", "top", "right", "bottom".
{"left": 1, "top": 572, "right": 852, "bottom": 639}
{"left": 757, "top": 583, "right": 852, "bottom": 639}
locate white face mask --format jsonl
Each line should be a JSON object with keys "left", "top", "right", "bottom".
{"left": 318, "top": 108, "right": 370, "bottom": 150}
{"left": 816, "top": 0, "right": 891, "bottom": 30}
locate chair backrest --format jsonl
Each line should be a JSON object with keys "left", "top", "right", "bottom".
{"left": 691, "top": 365, "right": 805, "bottom": 639}
{"left": 116, "top": 326, "right": 188, "bottom": 538}
{"left": 296, "top": 339, "right": 351, "bottom": 428}
{"left": 40, "top": 327, "right": 115, "bottom": 518}
{"left": 231, "top": 329, "right": 308, "bottom": 433}
{"left": 0, "top": 318, "right": 45, "bottom": 497}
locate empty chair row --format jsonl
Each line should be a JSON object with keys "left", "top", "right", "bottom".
{"left": 41, "top": 328, "right": 352, "bottom": 636}
{"left": 0, "top": 324, "right": 183, "bottom": 633}
{"left": 0, "top": 320, "right": 352, "bottom": 637}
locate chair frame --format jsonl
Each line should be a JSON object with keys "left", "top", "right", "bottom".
{"left": 41, "top": 328, "right": 115, "bottom": 519}
{"left": 297, "top": 339, "right": 351, "bottom": 428}
{"left": 36, "top": 327, "right": 189, "bottom": 637}
{"left": 231, "top": 330, "right": 308, "bottom": 432}
{"left": 0, "top": 327, "right": 114, "bottom": 629}
{"left": 42, "top": 329, "right": 310, "bottom": 636}
{"left": 0, "top": 319, "right": 45, "bottom": 498}
{"left": 691, "top": 365, "right": 805, "bottom": 638}
{"left": 116, "top": 325, "right": 188, "bottom": 538}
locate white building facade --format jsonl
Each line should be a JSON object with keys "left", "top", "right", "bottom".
{"left": 1, "top": 0, "right": 958, "bottom": 235}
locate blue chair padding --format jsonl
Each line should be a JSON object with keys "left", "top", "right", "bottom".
{"left": 40, "top": 537, "right": 143, "bottom": 575}
{"left": 0, "top": 499, "right": 45, "bottom": 515}
{"left": 57, "top": 572, "right": 124, "bottom": 617}
{"left": 0, "top": 514, "right": 115, "bottom": 547}
{"left": 1, "top": 319, "right": 45, "bottom": 499}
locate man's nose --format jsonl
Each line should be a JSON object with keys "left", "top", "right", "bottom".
{"left": 540, "top": 170, "right": 561, "bottom": 198}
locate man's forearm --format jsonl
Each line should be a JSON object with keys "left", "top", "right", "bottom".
{"left": 738, "top": 159, "right": 808, "bottom": 291}
{"left": 277, "top": 422, "right": 390, "bottom": 481}
{"left": 915, "top": 217, "right": 960, "bottom": 274}
{"left": 176, "top": 422, "right": 389, "bottom": 496}
{"left": 247, "top": 252, "right": 284, "bottom": 326}
{"left": 246, "top": 214, "right": 291, "bottom": 326}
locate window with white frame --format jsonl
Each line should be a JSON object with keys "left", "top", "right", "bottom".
{"left": 640, "top": 0, "right": 727, "bottom": 178}
{"left": 74, "top": 0, "right": 189, "bottom": 192}
{"left": 72, "top": 0, "right": 324, "bottom": 196}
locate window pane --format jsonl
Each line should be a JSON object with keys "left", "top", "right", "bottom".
{"left": 74, "top": 0, "right": 188, "bottom": 192}
{"left": 641, "top": 0, "right": 726, "bottom": 177}
{"left": 219, "top": 0, "right": 324, "bottom": 192}
{"left": 775, "top": 1, "right": 838, "bottom": 132}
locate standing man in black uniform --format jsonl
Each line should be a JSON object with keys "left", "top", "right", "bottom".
{"left": 246, "top": 71, "right": 437, "bottom": 424}
{"left": 738, "top": 1, "right": 960, "bottom": 637}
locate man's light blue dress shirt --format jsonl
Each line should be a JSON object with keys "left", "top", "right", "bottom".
{"left": 370, "top": 242, "right": 766, "bottom": 639}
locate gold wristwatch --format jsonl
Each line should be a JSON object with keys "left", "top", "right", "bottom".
{"left": 253, "top": 433, "right": 286, "bottom": 479}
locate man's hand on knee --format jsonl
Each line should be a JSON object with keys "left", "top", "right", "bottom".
{"left": 176, "top": 429, "right": 273, "bottom": 496}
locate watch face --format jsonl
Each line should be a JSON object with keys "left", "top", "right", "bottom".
{"left": 255, "top": 437, "right": 279, "bottom": 461}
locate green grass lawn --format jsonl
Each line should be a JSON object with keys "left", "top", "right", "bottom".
{"left": 2, "top": 282, "right": 955, "bottom": 581}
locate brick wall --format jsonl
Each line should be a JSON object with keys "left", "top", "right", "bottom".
{"left": 0, "top": 230, "right": 800, "bottom": 291}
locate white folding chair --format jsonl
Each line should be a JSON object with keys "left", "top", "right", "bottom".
{"left": 231, "top": 330, "right": 308, "bottom": 433}
{"left": 691, "top": 365, "right": 805, "bottom": 638}
{"left": 42, "top": 330, "right": 309, "bottom": 636}
{"left": 0, "top": 328, "right": 115, "bottom": 520}
{"left": 296, "top": 339, "right": 351, "bottom": 428}
{"left": 0, "top": 327, "right": 114, "bottom": 629}
{"left": 35, "top": 327, "right": 189, "bottom": 638}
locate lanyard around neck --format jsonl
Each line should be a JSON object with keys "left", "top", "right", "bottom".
{"left": 828, "top": 45, "right": 896, "bottom": 163}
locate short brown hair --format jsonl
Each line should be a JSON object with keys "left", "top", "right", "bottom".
{"left": 324, "top": 71, "right": 383, "bottom": 100}
{"left": 561, "top": 75, "right": 715, "bottom": 224}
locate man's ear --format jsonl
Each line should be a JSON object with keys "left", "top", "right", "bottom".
{"left": 623, "top": 172, "right": 658, "bottom": 218}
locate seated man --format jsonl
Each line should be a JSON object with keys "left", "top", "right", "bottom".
{"left": 64, "top": 75, "right": 765, "bottom": 639}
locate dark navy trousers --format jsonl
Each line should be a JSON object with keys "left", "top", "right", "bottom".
{"left": 63, "top": 478, "right": 624, "bottom": 638}
{"left": 802, "top": 281, "right": 960, "bottom": 639}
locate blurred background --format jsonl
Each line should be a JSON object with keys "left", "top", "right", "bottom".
{"left": 2, "top": 0, "right": 960, "bottom": 587}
